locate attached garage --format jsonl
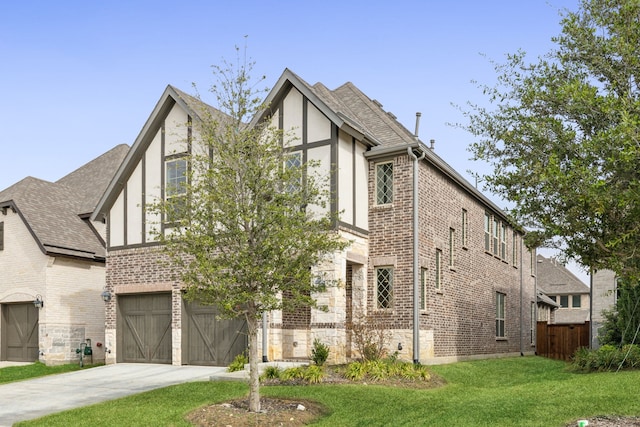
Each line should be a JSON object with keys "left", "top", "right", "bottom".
{"left": 117, "top": 293, "right": 172, "bottom": 364}
{"left": 1, "top": 303, "right": 39, "bottom": 362}
{"left": 116, "top": 292, "right": 247, "bottom": 366}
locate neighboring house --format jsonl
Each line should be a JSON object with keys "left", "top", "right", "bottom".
{"left": 591, "top": 269, "right": 617, "bottom": 348}
{"left": 93, "top": 69, "right": 537, "bottom": 366}
{"left": 537, "top": 290, "right": 559, "bottom": 324}
{"left": 536, "top": 255, "right": 590, "bottom": 324}
{"left": 0, "top": 145, "right": 128, "bottom": 365}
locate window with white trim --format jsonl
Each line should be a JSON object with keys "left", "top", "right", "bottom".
{"left": 512, "top": 231, "right": 518, "bottom": 266}
{"left": 572, "top": 295, "right": 581, "bottom": 308}
{"left": 449, "top": 228, "right": 455, "bottom": 268}
{"left": 165, "top": 158, "right": 188, "bottom": 222}
{"left": 484, "top": 213, "right": 491, "bottom": 251}
{"left": 461, "top": 209, "right": 468, "bottom": 247}
{"left": 496, "top": 292, "right": 506, "bottom": 338}
{"left": 500, "top": 223, "right": 507, "bottom": 260}
{"left": 492, "top": 217, "right": 499, "bottom": 256}
{"left": 376, "top": 267, "right": 393, "bottom": 309}
{"left": 375, "top": 162, "right": 393, "bottom": 205}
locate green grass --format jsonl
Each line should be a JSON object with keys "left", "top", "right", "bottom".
{"left": 0, "top": 362, "right": 100, "bottom": 384}
{"left": 17, "top": 356, "right": 640, "bottom": 426}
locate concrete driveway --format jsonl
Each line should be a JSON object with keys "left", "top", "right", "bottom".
{"left": 0, "top": 363, "right": 227, "bottom": 426}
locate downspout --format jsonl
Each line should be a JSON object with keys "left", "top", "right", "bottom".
{"left": 408, "top": 146, "right": 426, "bottom": 364}
{"left": 519, "top": 238, "right": 525, "bottom": 356}
{"left": 262, "top": 312, "right": 268, "bottom": 362}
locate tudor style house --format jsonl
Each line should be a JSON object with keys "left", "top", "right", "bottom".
{"left": 0, "top": 145, "right": 128, "bottom": 365}
{"left": 93, "top": 69, "right": 537, "bottom": 366}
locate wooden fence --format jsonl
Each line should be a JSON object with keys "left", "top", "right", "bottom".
{"left": 536, "top": 321, "right": 590, "bottom": 361}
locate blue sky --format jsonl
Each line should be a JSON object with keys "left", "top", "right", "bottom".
{"left": 0, "top": 0, "right": 587, "bottom": 279}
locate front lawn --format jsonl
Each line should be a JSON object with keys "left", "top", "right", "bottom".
{"left": 17, "top": 356, "right": 640, "bottom": 426}
{"left": 0, "top": 362, "right": 99, "bottom": 385}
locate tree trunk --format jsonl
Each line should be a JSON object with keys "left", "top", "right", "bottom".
{"left": 247, "top": 315, "right": 260, "bottom": 412}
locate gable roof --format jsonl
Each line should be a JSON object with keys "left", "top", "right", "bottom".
{"left": 0, "top": 144, "right": 129, "bottom": 260}
{"left": 92, "top": 85, "right": 230, "bottom": 221}
{"left": 536, "top": 254, "right": 590, "bottom": 295}
{"left": 259, "top": 69, "right": 514, "bottom": 224}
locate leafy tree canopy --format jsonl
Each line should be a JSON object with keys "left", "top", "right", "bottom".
{"left": 150, "top": 46, "right": 347, "bottom": 412}
{"left": 462, "top": 0, "right": 640, "bottom": 279}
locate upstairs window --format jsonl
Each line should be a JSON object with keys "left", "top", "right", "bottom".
{"left": 572, "top": 295, "right": 581, "bottom": 308}
{"left": 461, "top": 209, "right": 468, "bottom": 247}
{"left": 375, "top": 162, "right": 393, "bottom": 205}
{"left": 500, "top": 223, "right": 507, "bottom": 260}
{"left": 560, "top": 295, "right": 569, "bottom": 308}
{"left": 0, "top": 221, "right": 3, "bottom": 251}
{"left": 484, "top": 213, "right": 491, "bottom": 251}
{"left": 449, "top": 228, "right": 455, "bottom": 268}
{"left": 284, "top": 151, "right": 302, "bottom": 193}
{"left": 492, "top": 217, "right": 499, "bottom": 256}
{"left": 376, "top": 267, "right": 393, "bottom": 309}
{"left": 512, "top": 231, "right": 518, "bottom": 266}
{"left": 165, "top": 158, "right": 188, "bottom": 222}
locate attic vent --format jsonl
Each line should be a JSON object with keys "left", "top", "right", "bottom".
{"left": 387, "top": 112, "right": 397, "bottom": 120}
{"left": 372, "top": 99, "right": 383, "bottom": 108}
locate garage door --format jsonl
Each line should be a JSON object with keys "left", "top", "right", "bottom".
{"left": 1, "top": 303, "right": 39, "bottom": 362}
{"left": 118, "top": 294, "right": 171, "bottom": 364}
{"left": 184, "top": 300, "right": 247, "bottom": 366}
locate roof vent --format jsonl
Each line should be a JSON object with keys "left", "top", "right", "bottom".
{"left": 414, "top": 112, "right": 421, "bottom": 141}
{"left": 387, "top": 112, "right": 397, "bottom": 120}
{"left": 430, "top": 139, "right": 435, "bottom": 150}
{"left": 372, "top": 99, "right": 383, "bottom": 108}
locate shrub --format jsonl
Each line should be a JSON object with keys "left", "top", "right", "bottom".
{"left": 571, "top": 344, "right": 640, "bottom": 372}
{"left": 260, "top": 366, "right": 281, "bottom": 381}
{"left": 303, "top": 365, "right": 325, "bottom": 383}
{"left": 311, "top": 338, "right": 330, "bottom": 366}
{"left": 344, "top": 361, "right": 366, "bottom": 381}
{"left": 349, "top": 313, "right": 391, "bottom": 361}
{"left": 227, "top": 352, "right": 248, "bottom": 373}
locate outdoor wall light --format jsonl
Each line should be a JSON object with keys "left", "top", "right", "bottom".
{"left": 33, "top": 294, "right": 44, "bottom": 309}
{"left": 101, "top": 288, "right": 112, "bottom": 303}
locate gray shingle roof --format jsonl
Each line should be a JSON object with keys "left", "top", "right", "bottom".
{"left": 0, "top": 144, "right": 129, "bottom": 260}
{"left": 536, "top": 254, "right": 590, "bottom": 295}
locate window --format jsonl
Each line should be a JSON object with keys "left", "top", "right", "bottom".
{"left": 549, "top": 295, "right": 557, "bottom": 302}
{"left": 572, "top": 295, "right": 581, "bottom": 308}
{"left": 496, "top": 292, "right": 505, "bottom": 338}
{"left": 500, "top": 223, "right": 507, "bottom": 260}
{"left": 461, "top": 209, "right": 468, "bottom": 247}
{"left": 449, "top": 228, "right": 455, "bottom": 268}
{"left": 285, "top": 151, "right": 302, "bottom": 192}
{"left": 376, "top": 162, "right": 393, "bottom": 205}
{"left": 512, "top": 231, "right": 518, "bottom": 265}
{"left": 376, "top": 267, "right": 393, "bottom": 309}
{"left": 0, "top": 221, "right": 3, "bottom": 250}
{"left": 560, "top": 295, "right": 569, "bottom": 308}
{"left": 165, "top": 158, "right": 188, "bottom": 222}
{"left": 435, "top": 249, "right": 442, "bottom": 291}
{"left": 492, "top": 217, "right": 499, "bottom": 256}
{"left": 484, "top": 213, "right": 491, "bottom": 251}
{"left": 531, "top": 302, "right": 536, "bottom": 344}
{"left": 530, "top": 250, "right": 536, "bottom": 276}
{"left": 420, "top": 268, "right": 427, "bottom": 310}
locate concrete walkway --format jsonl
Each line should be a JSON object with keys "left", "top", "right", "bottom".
{"left": 0, "top": 363, "right": 227, "bottom": 426}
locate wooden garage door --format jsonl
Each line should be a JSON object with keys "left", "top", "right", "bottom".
{"left": 1, "top": 303, "right": 39, "bottom": 362}
{"left": 184, "top": 300, "right": 247, "bottom": 366}
{"left": 118, "top": 294, "right": 172, "bottom": 364}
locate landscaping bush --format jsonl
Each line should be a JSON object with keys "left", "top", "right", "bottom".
{"left": 310, "top": 338, "right": 329, "bottom": 366}
{"left": 571, "top": 344, "right": 640, "bottom": 372}
{"left": 349, "top": 313, "right": 391, "bottom": 361}
{"left": 260, "top": 365, "right": 281, "bottom": 381}
{"left": 227, "top": 352, "right": 248, "bottom": 373}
